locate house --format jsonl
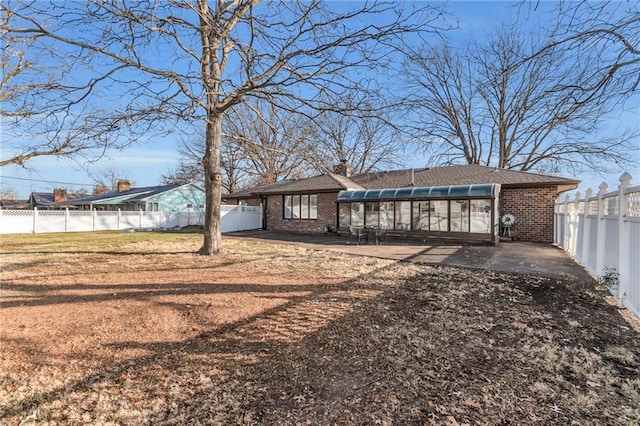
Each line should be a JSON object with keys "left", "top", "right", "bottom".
{"left": 223, "top": 163, "right": 579, "bottom": 243}
{"left": 52, "top": 180, "right": 206, "bottom": 213}
{"left": 0, "top": 199, "right": 28, "bottom": 209}
{"left": 26, "top": 188, "right": 86, "bottom": 209}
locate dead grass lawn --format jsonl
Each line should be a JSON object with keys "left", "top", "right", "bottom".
{"left": 0, "top": 231, "right": 638, "bottom": 424}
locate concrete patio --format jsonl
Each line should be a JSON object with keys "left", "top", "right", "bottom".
{"left": 226, "top": 230, "right": 595, "bottom": 282}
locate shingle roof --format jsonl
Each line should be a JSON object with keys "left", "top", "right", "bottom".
{"left": 223, "top": 179, "right": 297, "bottom": 199}
{"left": 226, "top": 173, "right": 364, "bottom": 197}
{"left": 54, "top": 185, "right": 178, "bottom": 206}
{"left": 224, "top": 165, "right": 578, "bottom": 198}
{"left": 28, "top": 191, "right": 86, "bottom": 206}
{"left": 350, "top": 165, "right": 579, "bottom": 189}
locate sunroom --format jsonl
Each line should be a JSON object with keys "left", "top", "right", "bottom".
{"left": 336, "top": 184, "right": 501, "bottom": 243}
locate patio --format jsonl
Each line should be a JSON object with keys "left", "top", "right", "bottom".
{"left": 225, "top": 230, "right": 595, "bottom": 282}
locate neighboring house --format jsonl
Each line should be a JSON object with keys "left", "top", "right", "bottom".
{"left": 52, "top": 180, "right": 206, "bottom": 213}
{"left": 224, "top": 163, "right": 579, "bottom": 243}
{"left": 26, "top": 188, "right": 86, "bottom": 209}
{"left": 0, "top": 199, "right": 28, "bottom": 209}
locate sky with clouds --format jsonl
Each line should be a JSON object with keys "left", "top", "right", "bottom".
{"left": 1, "top": 1, "right": 638, "bottom": 199}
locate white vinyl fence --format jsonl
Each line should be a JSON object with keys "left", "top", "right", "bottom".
{"left": 0, "top": 204, "right": 262, "bottom": 235}
{"left": 554, "top": 172, "right": 640, "bottom": 318}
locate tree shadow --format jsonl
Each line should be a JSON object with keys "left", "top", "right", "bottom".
{"left": 0, "top": 262, "right": 400, "bottom": 423}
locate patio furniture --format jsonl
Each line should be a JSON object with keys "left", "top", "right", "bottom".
{"left": 374, "top": 226, "right": 388, "bottom": 245}
{"left": 348, "top": 225, "right": 364, "bottom": 245}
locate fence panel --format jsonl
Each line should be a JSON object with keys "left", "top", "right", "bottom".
{"left": 584, "top": 216, "right": 598, "bottom": 271}
{"left": 94, "top": 212, "right": 119, "bottom": 231}
{"left": 220, "top": 205, "right": 262, "bottom": 232}
{"left": 628, "top": 218, "right": 640, "bottom": 316}
{"left": 554, "top": 172, "right": 639, "bottom": 319}
{"left": 35, "top": 210, "right": 66, "bottom": 233}
{"left": 0, "top": 209, "right": 35, "bottom": 234}
{"left": 68, "top": 211, "right": 94, "bottom": 232}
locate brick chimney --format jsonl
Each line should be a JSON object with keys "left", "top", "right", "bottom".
{"left": 333, "top": 159, "right": 352, "bottom": 177}
{"left": 53, "top": 188, "right": 68, "bottom": 202}
{"left": 117, "top": 180, "right": 131, "bottom": 192}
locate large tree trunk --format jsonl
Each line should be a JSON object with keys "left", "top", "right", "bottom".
{"left": 199, "top": 112, "right": 223, "bottom": 255}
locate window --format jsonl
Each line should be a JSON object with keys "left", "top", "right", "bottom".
{"left": 379, "top": 202, "right": 394, "bottom": 229}
{"left": 470, "top": 199, "right": 491, "bottom": 233}
{"left": 395, "top": 201, "right": 411, "bottom": 230}
{"left": 450, "top": 200, "right": 469, "bottom": 232}
{"left": 351, "top": 202, "right": 364, "bottom": 226}
{"left": 412, "top": 201, "right": 430, "bottom": 230}
{"left": 365, "top": 202, "right": 380, "bottom": 227}
{"left": 430, "top": 200, "right": 448, "bottom": 231}
{"left": 339, "top": 203, "right": 351, "bottom": 228}
{"left": 283, "top": 194, "right": 318, "bottom": 220}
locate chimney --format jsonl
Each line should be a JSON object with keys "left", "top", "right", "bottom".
{"left": 117, "top": 180, "right": 131, "bottom": 192}
{"left": 53, "top": 188, "right": 68, "bottom": 202}
{"left": 333, "top": 159, "right": 352, "bottom": 177}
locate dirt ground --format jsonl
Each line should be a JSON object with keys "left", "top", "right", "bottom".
{"left": 1, "top": 231, "right": 639, "bottom": 424}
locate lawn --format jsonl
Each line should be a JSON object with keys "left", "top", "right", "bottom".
{"left": 1, "top": 231, "right": 639, "bottom": 424}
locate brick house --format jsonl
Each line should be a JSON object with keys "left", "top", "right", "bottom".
{"left": 224, "top": 164, "right": 579, "bottom": 243}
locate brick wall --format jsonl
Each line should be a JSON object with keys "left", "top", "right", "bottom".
{"left": 499, "top": 186, "right": 560, "bottom": 243}
{"left": 266, "top": 192, "right": 337, "bottom": 233}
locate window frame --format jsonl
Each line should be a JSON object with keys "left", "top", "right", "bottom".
{"left": 283, "top": 194, "right": 318, "bottom": 220}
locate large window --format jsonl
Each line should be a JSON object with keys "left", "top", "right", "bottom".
{"left": 284, "top": 194, "right": 318, "bottom": 220}
{"left": 412, "top": 201, "right": 430, "bottom": 230}
{"left": 351, "top": 202, "right": 364, "bottom": 226}
{"left": 339, "top": 203, "right": 351, "bottom": 228}
{"left": 430, "top": 200, "right": 448, "bottom": 231}
{"left": 380, "top": 202, "right": 394, "bottom": 229}
{"left": 470, "top": 199, "right": 491, "bottom": 233}
{"left": 337, "top": 194, "right": 493, "bottom": 235}
{"left": 395, "top": 201, "right": 411, "bottom": 230}
{"left": 365, "top": 202, "right": 380, "bottom": 227}
{"left": 450, "top": 200, "right": 469, "bottom": 232}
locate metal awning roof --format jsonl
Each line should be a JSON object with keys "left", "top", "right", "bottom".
{"left": 337, "top": 184, "right": 499, "bottom": 202}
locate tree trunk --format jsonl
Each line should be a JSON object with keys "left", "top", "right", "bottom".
{"left": 199, "top": 112, "right": 223, "bottom": 255}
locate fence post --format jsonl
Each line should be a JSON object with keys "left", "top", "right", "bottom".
{"left": 618, "top": 172, "right": 632, "bottom": 305}
{"left": 93, "top": 208, "right": 97, "bottom": 232}
{"left": 33, "top": 207, "right": 38, "bottom": 233}
{"left": 571, "top": 192, "right": 581, "bottom": 256}
{"left": 259, "top": 203, "right": 264, "bottom": 230}
{"left": 117, "top": 208, "right": 121, "bottom": 230}
{"left": 65, "top": 208, "right": 69, "bottom": 232}
{"left": 595, "top": 182, "right": 608, "bottom": 277}
{"left": 563, "top": 195, "right": 570, "bottom": 249}
{"left": 581, "top": 188, "right": 593, "bottom": 266}
{"left": 139, "top": 209, "right": 143, "bottom": 229}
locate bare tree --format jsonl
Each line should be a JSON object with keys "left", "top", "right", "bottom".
{"left": 305, "top": 92, "right": 406, "bottom": 174}
{"left": 527, "top": 1, "right": 639, "bottom": 102}
{"left": 402, "top": 24, "right": 636, "bottom": 174}
{"left": 3, "top": 1, "right": 441, "bottom": 254}
{"left": 164, "top": 130, "right": 247, "bottom": 193}
{"left": 161, "top": 160, "right": 204, "bottom": 187}
{"left": 0, "top": 8, "right": 148, "bottom": 167}
{"left": 90, "top": 166, "right": 134, "bottom": 194}
{"left": 225, "top": 101, "right": 311, "bottom": 185}
{"left": 0, "top": 188, "right": 17, "bottom": 200}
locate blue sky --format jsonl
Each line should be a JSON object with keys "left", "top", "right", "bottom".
{"left": 1, "top": 1, "right": 638, "bottom": 199}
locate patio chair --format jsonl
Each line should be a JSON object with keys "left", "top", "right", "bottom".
{"left": 374, "top": 227, "right": 388, "bottom": 245}
{"left": 348, "top": 225, "right": 364, "bottom": 245}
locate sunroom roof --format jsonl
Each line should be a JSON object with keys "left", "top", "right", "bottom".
{"left": 337, "top": 184, "right": 499, "bottom": 202}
